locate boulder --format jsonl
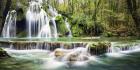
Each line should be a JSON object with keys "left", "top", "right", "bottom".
{"left": 89, "top": 42, "right": 111, "bottom": 55}
{"left": 67, "top": 53, "right": 78, "bottom": 62}
{"left": 54, "top": 49, "right": 74, "bottom": 57}
{"left": 54, "top": 49, "right": 65, "bottom": 58}
{"left": 54, "top": 48, "right": 89, "bottom": 62}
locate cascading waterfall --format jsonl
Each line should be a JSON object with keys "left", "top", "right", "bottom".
{"left": 48, "top": 5, "right": 59, "bottom": 17}
{"left": 1, "top": 0, "right": 140, "bottom": 68}
{"left": 5, "top": 42, "right": 93, "bottom": 65}
{"left": 65, "top": 19, "right": 72, "bottom": 37}
{"left": 6, "top": 42, "right": 140, "bottom": 56}
{"left": 1, "top": 0, "right": 140, "bottom": 70}
{"left": 37, "top": 4, "right": 60, "bottom": 38}
{"left": 48, "top": 5, "right": 59, "bottom": 38}
{"left": 26, "top": 1, "right": 72, "bottom": 38}
{"left": 26, "top": 1, "right": 52, "bottom": 38}
{"left": 107, "top": 42, "right": 120, "bottom": 53}
{"left": 48, "top": 5, "right": 72, "bottom": 37}
{"left": 108, "top": 42, "right": 140, "bottom": 53}
{"left": 3, "top": 41, "right": 140, "bottom": 69}
{"left": 2, "top": 10, "right": 17, "bottom": 38}
{"left": 50, "top": 17, "right": 58, "bottom": 38}
{"left": 106, "top": 42, "right": 140, "bottom": 57}
{"left": 2, "top": 0, "right": 72, "bottom": 38}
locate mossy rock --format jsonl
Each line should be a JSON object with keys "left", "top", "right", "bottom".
{"left": 0, "top": 48, "right": 10, "bottom": 58}
{"left": 55, "top": 15, "right": 69, "bottom": 36}
{"left": 89, "top": 42, "right": 111, "bottom": 55}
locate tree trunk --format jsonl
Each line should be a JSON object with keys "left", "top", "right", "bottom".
{"left": 126, "top": 0, "right": 140, "bottom": 30}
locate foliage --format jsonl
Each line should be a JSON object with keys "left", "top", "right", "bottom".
{"left": 55, "top": 15, "right": 69, "bottom": 36}
{"left": 0, "top": 0, "right": 140, "bottom": 37}
{"left": 89, "top": 41, "right": 111, "bottom": 55}
{"left": 49, "top": 0, "right": 140, "bottom": 37}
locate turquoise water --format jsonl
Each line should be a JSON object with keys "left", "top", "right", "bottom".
{"left": 0, "top": 51, "right": 140, "bottom": 70}
{"left": 0, "top": 58, "right": 42, "bottom": 70}
{"left": 0, "top": 38, "right": 140, "bottom": 70}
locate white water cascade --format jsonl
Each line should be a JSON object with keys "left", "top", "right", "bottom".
{"left": 26, "top": 1, "right": 52, "bottom": 38}
{"left": 65, "top": 19, "right": 72, "bottom": 37}
{"left": 3, "top": 42, "right": 140, "bottom": 69}
{"left": 2, "top": 10, "right": 17, "bottom": 38}
{"left": 38, "top": 5, "right": 59, "bottom": 38}
{"left": 26, "top": 0, "right": 72, "bottom": 38}
{"left": 2, "top": 0, "right": 72, "bottom": 38}
{"left": 5, "top": 43, "right": 95, "bottom": 67}
{"left": 106, "top": 42, "right": 140, "bottom": 57}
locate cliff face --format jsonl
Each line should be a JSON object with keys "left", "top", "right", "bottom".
{"left": 0, "top": 0, "right": 28, "bottom": 36}
{"left": 0, "top": 0, "right": 13, "bottom": 34}
{"left": 0, "top": 0, "right": 7, "bottom": 34}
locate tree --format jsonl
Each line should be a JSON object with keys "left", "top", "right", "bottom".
{"left": 126, "top": 0, "right": 140, "bottom": 30}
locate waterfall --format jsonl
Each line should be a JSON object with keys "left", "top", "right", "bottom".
{"left": 64, "top": 19, "right": 72, "bottom": 37}
{"left": 48, "top": 5, "right": 72, "bottom": 37}
{"left": 2, "top": 0, "right": 72, "bottom": 38}
{"left": 48, "top": 5, "right": 59, "bottom": 38}
{"left": 108, "top": 42, "right": 140, "bottom": 53}
{"left": 48, "top": 5, "right": 59, "bottom": 17}
{"left": 37, "top": 20, "right": 51, "bottom": 38}
{"left": 106, "top": 42, "right": 140, "bottom": 57}
{"left": 2, "top": 10, "right": 17, "bottom": 38}
{"left": 4, "top": 41, "right": 140, "bottom": 68}
{"left": 107, "top": 42, "right": 121, "bottom": 53}
{"left": 38, "top": 5, "right": 59, "bottom": 38}
{"left": 26, "top": 1, "right": 51, "bottom": 38}
{"left": 26, "top": 1, "right": 59, "bottom": 38}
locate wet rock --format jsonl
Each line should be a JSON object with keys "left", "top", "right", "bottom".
{"left": 0, "top": 48, "right": 10, "bottom": 58}
{"left": 66, "top": 52, "right": 89, "bottom": 64}
{"left": 63, "top": 44, "right": 72, "bottom": 49}
{"left": 54, "top": 48, "right": 89, "bottom": 63}
{"left": 54, "top": 49, "right": 70, "bottom": 61}
{"left": 68, "top": 53, "right": 78, "bottom": 62}
{"left": 54, "top": 49, "right": 66, "bottom": 58}
{"left": 89, "top": 42, "right": 111, "bottom": 55}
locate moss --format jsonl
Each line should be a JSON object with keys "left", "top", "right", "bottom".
{"left": 55, "top": 15, "right": 63, "bottom": 21}
{"left": 0, "top": 48, "right": 10, "bottom": 58}
{"left": 0, "top": 48, "right": 4, "bottom": 51}
{"left": 103, "top": 32, "right": 114, "bottom": 37}
{"left": 89, "top": 42, "right": 111, "bottom": 55}
{"left": 55, "top": 15, "right": 69, "bottom": 36}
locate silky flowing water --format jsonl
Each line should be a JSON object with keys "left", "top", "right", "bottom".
{"left": 0, "top": 48, "right": 140, "bottom": 70}
{"left": 0, "top": 39, "right": 140, "bottom": 70}
{"left": 0, "top": 0, "right": 140, "bottom": 70}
